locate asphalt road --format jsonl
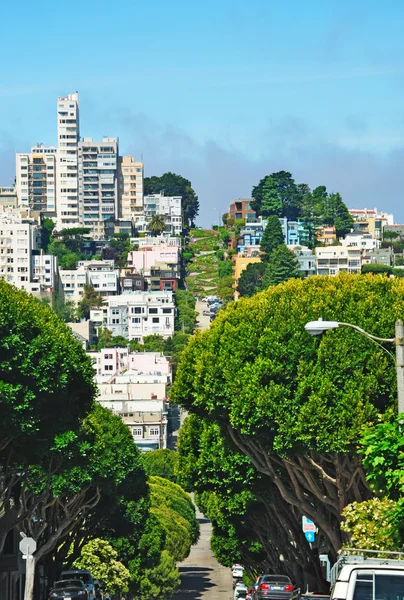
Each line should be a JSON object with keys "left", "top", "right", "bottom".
{"left": 174, "top": 504, "right": 233, "bottom": 600}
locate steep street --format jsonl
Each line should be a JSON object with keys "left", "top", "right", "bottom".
{"left": 174, "top": 504, "right": 233, "bottom": 599}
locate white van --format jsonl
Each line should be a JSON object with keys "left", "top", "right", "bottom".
{"left": 330, "top": 548, "right": 404, "bottom": 600}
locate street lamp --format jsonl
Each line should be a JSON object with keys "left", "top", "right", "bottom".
{"left": 304, "top": 318, "right": 404, "bottom": 414}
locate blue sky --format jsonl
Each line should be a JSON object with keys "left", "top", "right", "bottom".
{"left": 1, "top": 0, "right": 404, "bottom": 225}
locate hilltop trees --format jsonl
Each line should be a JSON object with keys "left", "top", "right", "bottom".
{"left": 251, "top": 171, "right": 302, "bottom": 220}
{"left": 171, "top": 274, "right": 404, "bottom": 585}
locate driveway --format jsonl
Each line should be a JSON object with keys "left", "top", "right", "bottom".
{"left": 174, "top": 505, "right": 233, "bottom": 599}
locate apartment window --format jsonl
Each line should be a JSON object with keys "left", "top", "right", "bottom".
{"left": 104, "top": 354, "right": 113, "bottom": 359}
{"left": 162, "top": 308, "right": 172, "bottom": 314}
{"left": 152, "top": 317, "right": 159, "bottom": 323}
{"left": 149, "top": 427, "right": 159, "bottom": 437}
{"left": 133, "top": 307, "right": 142, "bottom": 314}
{"left": 149, "top": 308, "right": 158, "bottom": 314}
{"left": 132, "top": 317, "right": 141, "bottom": 324}
{"left": 133, "top": 428, "right": 142, "bottom": 437}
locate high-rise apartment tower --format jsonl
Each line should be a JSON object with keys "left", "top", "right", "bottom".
{"left": 56, "top": 92, "right": 80, "bottom": 228}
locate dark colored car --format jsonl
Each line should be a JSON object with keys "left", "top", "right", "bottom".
{"left": 49, "top": 579, "right": 88, "bottom": 599}
{"left": 60, "top": 569, "right": 95, "bottom": 600}
{"left": 254, "top": 575, "right": 299, "bottom": 600}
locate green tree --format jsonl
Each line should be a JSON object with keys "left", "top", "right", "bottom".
{"left": 341, "top": 498, "right": 401, "bottom": 551}
{"left": 107, "top": 232, "right": 132, "bottom": 268}
{"left": 171, "top": 274, "right": 404, "bottom": 566}
{"left": 177, "top": 415, "right": 325, "bottom": 588}
{"left": 143, "top": 449, "right": 179, "bottom": 483}
{"left": 144, "top": 172, "right": 199, "bottom": 227}
{"left": 251, "top": 171, "right": 302, "bottom": 220}
{"left": 263, "top": 244, "right": 301, "bottom": 287}
{"left": 41, "top": 217, "right": 55, "bottom": 252}
{"left": 22, "top": 404, "right": 148, "bottom": 600}
{"left": 73, "top": 538, "right": 131, "bottom": 594}
{"left": 52, "top": 292, "right": 76, "bottom": 322}
{"left": 237, "top": 262, "right": 266, "bottom": 297}
{"left": 142, "top": 334, "right": 166, "bottom": 352}
{"left": 217, "top": 275, "right": 234, "bottom": 301}
{"left": 149, "top": 214, "right": 167, "bottom": 236}
{"left": 139, "top": 550, "right": 180, "bottom": 599}
{"left": 323, "top": 192, "right": 353, "bottom": 237}
{"left": 0, "top": 281, "right": 96, "bottom": 554}
{"left": 77, "top": 284, "right": 105, "bottom": 320}
{"left": 175, "top": 290, "right": 197, "bottom": 334}
{"left": 260, "top": 215, "right": 285, "bottom": 261}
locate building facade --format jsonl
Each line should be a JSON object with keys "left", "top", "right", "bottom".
{"left": 118, "top": 155, "right": 144, "bottom": 218}
{"left": 229, "top": 198, "right": 256, "bottom": 222}
{"left": 97, "top": 291, "right": 175, "bottom": 341}
{"left": 56, "top": 92, "right": 80, "bottom": 227}
{"left": 16, "top": 144, "right": 57, "bottom": 214}
{"left": 0, "top": 215, "right": 41, "bottom": 291}
{"left": 59, "top": 259, "right": 119, "bottom": 304}
{"left": 78, "top": 137, "right": 119, "bottom": 225}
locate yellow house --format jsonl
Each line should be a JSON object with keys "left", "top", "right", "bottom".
{"left": 233, "top": 256, "right": 261, "bottom": 300}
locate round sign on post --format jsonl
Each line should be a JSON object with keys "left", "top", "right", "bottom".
{"left": 19, "top": 537, "right": 37, "bottom": 556}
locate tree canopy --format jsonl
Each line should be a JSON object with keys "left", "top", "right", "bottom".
{"left": 260, "top": 215, "right": 285, "bottom": 260}
{"left": 171, "top": 274, "right": 404, "bottom": 575}
{"left": 144, "top": 172, "right": 199, "bottom": 227}
{"left": 251, "top": 171, "right": 302, "bottom": 220}
{"left": 237, "top": 263, "right": 266, "bottom": 298}
{"left": 262, "top": 244, "right": 301, "bottom": 287}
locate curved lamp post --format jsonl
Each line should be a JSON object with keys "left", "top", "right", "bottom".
{"left": 304, "top": 318, "right": 404, "bottom": 414}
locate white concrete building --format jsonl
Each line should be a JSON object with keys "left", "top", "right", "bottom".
{"left": 0, "top": 214, "right": 40, "bottom": 290}
{"left": 127, "top": 245, "right": 181, "bottom": 276}
{"left": 56, "top": 92, "right": 80, "bottom": 228}
{"left": 78, "top": 137, "right": 119, "bottom": 225}
{"left": 341, "top": 231, "right": 379, "bottom": 250}
{"left": 316, "top": 246, "right": 362, "bottom": 276}
{"left": 29, "top": 254, "right": 59, "bottom": 298}
{"left": 90, "top": 349, "right": 171, "bottom": 451}
{"left": 130, "top": 235, "right": 182, "bottom": 248}
{"left": 94, "top": 291, "right": 175, "bottom": 341}
{"left": 118, "top": 155, "right": 144, "bottom": 218}
{"left": 16, "top": 144, "right": 57, "bottom": 214}
{"left": 134, "top": 194, "right": 182, "bottom": 236}
{"left": 59, "top": 259, "right": 119, "bottom": 304}
{"left": 90, "top": 349, "right": 171, "bottom": 380}
{"left": 291, "top": 246, "right": 316, "bottom": 277}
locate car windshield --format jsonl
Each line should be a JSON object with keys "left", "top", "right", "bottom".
{"left": 354, "top": 574, "right": 404, "bottom": 600}
{"left": 55, "top": 580, "right": 83, "bottom": 589}
{"left": 62, "top": 573, "right": 91, "bottom": 584}
{"left": 262, "top": 575, "right": 291, "bottom": 583}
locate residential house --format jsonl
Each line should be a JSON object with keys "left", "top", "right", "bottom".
{"left": 59, "top": 259, "right": 119, "bottom": 304}
{"left": 229, "top": 198, "right": 256, "bottom": 222}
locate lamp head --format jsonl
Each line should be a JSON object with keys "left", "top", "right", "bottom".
{"left": 304, "top": 318, "right": 339, "bottom": 336}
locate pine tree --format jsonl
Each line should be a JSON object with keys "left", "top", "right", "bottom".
{"left": 263, "top": 245, "right": 301, "bottom": 287}
{"left": 260, "top": 215, "right": 285, "bottom": 262}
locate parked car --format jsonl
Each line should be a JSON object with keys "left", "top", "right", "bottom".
{"left": 232, "top": 564, "right": 245, "bottom": 583}
{"left": 60, "top": 570, "right": 95, "bottom": 600}
{"left": 253, "top": 574, "right": 299, "bottom": 600}
{"left": 234, "top": 582, "right": 248, "bottom": 599}
{"left": 202, "top": 309, "right": 211, "bottom": 316}
{"left": 49, "top": 579, "right": 88, "bottom": 599}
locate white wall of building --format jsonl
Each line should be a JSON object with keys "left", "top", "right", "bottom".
{"left": 119, "top": 155, "right": 144, "bottom": 218}
{"left": 56, "top": 92, "right": 80, "bottom": 228}
{"left": 0, "top": 216, "right": 40, "bottom": 290}
{"left": 78, "top": 137, "right": 119, "bottom": 225}
{"left": 16, "top": 145, "right": 57, "bottom": 214}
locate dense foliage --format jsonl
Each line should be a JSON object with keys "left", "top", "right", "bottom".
{"left": 171, "top": 274, "right": 404, "bottom": 586}
{"left": 142, "top": 449, "right": 179, "bottom": 483}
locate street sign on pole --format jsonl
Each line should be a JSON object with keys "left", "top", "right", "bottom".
{"left": 19, "top": 537, "right": 37, "bottom": 556}
{"left": 302, "top": 516, "right": 316, "bottom": 532}
{"left": 305, "top": 531, "right": 316, "bottom": 543}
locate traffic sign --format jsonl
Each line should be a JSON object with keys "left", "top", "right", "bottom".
{"left": 302, "top": 516, "right": 316, "bottom": 532}
{"left": 305, "top": 531, "right": 316, "bottom": 543}
{"left": 19, "top": 537, "right": 36, "bottom": 555}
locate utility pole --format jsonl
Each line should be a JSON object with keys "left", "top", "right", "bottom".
{"left": 395, "top": 319, "right": 404, "bottom": 414}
